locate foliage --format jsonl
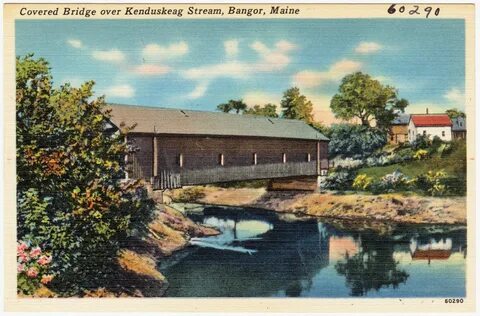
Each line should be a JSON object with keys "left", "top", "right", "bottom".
{"left": 243, "top": 103, "right": 278, "bottom": 118}
{"left": 410, "top": 134, "right": 431, "bottom": 150}
{"left": 173, "top": 187, "right": 206, "bottom": 203}
{"left": 415, "top": 170, "right": 448, "bottom": 196}
{"left": 352, "top": 174, "right": 373, "bottom": 191}
{"left": 280, "top": 87, "right": 314, "bottom": 124}
{"left": 16, "top": 54, "right": 156, "bottom": 294}
{"left": 445, "top": 108, "right": 466, "bottom": 119}
{"left": 327, "top": 124, "right": 387, "bottom": 159}
{"left": 17, "top": 241, "right": 54, "bottom": 295}
{"left": 330, "top": 72, "right": 408, "bottom": 129}
{"left": 413, "top": 149, "right": 429, "bottom": 160}
{"left": 217, "top": 99, "right": 247, "bottom": 114}
{"left": 335, "top": 233, "right": 409, "bottom": 296}
{"left": 369, "top": 170, "right": 410, "bottom": 194}
{"left": 320, "top": 169, "right": 355, "bottom": 191}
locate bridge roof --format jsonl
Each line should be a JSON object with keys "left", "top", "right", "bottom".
{"left": 107, "top": 104, "right": 329, "bottom": 141}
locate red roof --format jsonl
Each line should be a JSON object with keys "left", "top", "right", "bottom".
{"left": 411, "top": 114, "right": 452, "bottom": 127}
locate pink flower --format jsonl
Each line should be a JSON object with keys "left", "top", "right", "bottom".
{"left": 29, "top": 247, "right": 42, "bottom": 258}
{"left": 37, "top": 255, "right": 52, "bottom": 266}
{"left": 17, "top": 242, "right": 28, "bottom": 254}
{"left": 17, "top": 263, "right": 25, "bottom": 273}
{"left": 18, "top": 252, "right": 29, "bottom": 263}
{"left": 26, "top": 267, "right": 38, "bottom": 278}
{"left": 40, "top": 274, "right": 54, "bottom": 284}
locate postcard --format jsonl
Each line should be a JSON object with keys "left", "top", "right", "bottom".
{"left": 2, "top": 2, "right": 476, "bottom": 313}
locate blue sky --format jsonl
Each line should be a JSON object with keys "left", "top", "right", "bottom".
{"left": 16, "top": 19, "right": 465, "bottom": 124}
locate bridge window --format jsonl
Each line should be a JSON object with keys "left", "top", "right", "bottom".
{"left": 306, "top": 153, "right": 311, "bottom": 162}
{"left": 178, "top": 154, "right": 183, "bottom": 168}
{"left": 282, "top": 153, "right": 287, "bottom": 163}
{"left": 218, "top": 153, "right": 224, "bottom": 166}
{"left": 442, "top": 131, "right": 445, "bottom": 137}
{"left": 253, "top": 153, "right": 257, "bottom": 165}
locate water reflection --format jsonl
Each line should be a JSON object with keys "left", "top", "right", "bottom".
{"left": 334, "top": 233, "right": 409, "bottom": 296}
{"left": 161, "top": 207, "right": 466, "bottom": 297}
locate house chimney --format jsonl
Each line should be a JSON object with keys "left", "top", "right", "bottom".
{"left": 426, "top": 108, "right": 429, "bottom": 114}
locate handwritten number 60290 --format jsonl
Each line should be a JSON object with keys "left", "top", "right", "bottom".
{"left": 388, "top": 4, "right": 440, "bottom": 18}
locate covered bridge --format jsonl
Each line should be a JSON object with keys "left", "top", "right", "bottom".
{"left": 108, "top": 104, "right": 329, "bottom": 190}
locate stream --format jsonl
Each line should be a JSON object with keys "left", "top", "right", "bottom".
{"left": 159, "top": 206, "right": 466, "bottom": 297}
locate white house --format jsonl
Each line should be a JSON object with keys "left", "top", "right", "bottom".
{"left": 408, "top": 114, "right": 453, "bottom": 143}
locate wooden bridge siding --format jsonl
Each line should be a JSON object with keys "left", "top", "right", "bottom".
{"left": 128, "top": 135, "right": 153, "bottom": 180}
{"left": 127, "top": 133, "right": 328, "bottom": 187}
{"left": 319, "top": 142, "right": 329, "bottom": 170}
{"left": 180, "top": 161, "right": 318, "bottom": 186}
{"left": 155, "top": 135, "right": 319, "bottom": 173}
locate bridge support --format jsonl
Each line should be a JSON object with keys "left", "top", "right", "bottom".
{"left": 316, "top": 175, "right": 327, "bottom": 192}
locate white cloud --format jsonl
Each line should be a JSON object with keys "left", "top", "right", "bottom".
{"left": 183, "top": 40, "right": 296, "bottom": 98}
{"left": 132, "top": 64, "right": 170, "bottom": 76}
{"left": 183, "top": 61, "right": 250, "bottom": 81}
{"left": 67, "top": 39, "right": 83, "bottom": 49}
{"left": 92, "top": 49, "right": 125, "bottom": 63}
{"left": 224, "top": 40, "right": 239, "bottom": 58}
{"left": 105, "top": 84, "right": 135, "bottom": 98}
{"left": 142, "top": 41, "right": 188, "bottom": 63}
{"left": 444, "top": 87, "right": 465, "bottom": 105}
{"left": 188, "top": 82, "right": 209, "bottom": 99}
{"left": 292, "top": 59, "right": 362, "bottom": 89}
{"left": 355, "top": 41, "right": 383, "bottom": 54}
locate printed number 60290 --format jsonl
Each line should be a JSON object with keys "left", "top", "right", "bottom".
{"left": 445, "top": 298, "right": 464, "bottom": 304}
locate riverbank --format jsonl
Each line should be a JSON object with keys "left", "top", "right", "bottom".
{"left": 116, "top": 204, "right": 219, "bottom": 297}
{"left": 170, "top": 186, "right": 466, "bottom": 225}
{"left": 32, "top": 204, "right": 219, "bottom": 297}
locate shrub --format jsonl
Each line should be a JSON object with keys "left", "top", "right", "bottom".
{"left": 415, "top": 170, "right": 448, "bottom": 196}
{"left": 431, "top": 136, "right": 443, "bottom": 150}
{"left": 326, "top": 124, "right": 387, "bottom": 159}
{"left": 320, "top": 169, "right": 355, "bottom": 191}
{"left": 411, "top": 134, "right": 431, "bottom": 150}
{"left": 173, "top": 187, "right": 206, "bottom": 203}
{"left": 16, "top": 55, "right": 156, "bottom": 294}
{"left": 352, "top": 174, "right": 373, "bottom": 191}
{"left": 370, "top": 170, "right": 410, "bottom": 194}
{"left": 331, "top": 157, "right": 364, "bottom": 169}
{"left": 413, "top": 149, "right": 429, "bottom": 160}
{"left": 17, "top": 241, "right": 54, "bottom": 295}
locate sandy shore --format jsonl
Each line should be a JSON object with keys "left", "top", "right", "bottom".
{"left": 174, "top": 186, "right": 466, "bottom": 225}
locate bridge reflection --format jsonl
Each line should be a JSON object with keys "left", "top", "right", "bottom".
{"left": 161, "top": 207, "right": 466, "bottom": 297}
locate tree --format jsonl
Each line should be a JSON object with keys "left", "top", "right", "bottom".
{"left": 445, "top": 108, "right": 466, "bottom": 119}
{"left": 16, "top": 54, "right": 155, "bottom": 294}
{"left": 280, "top": 87, "right": 314, "bottom": 124}
{"left": 326, "top": 124, "right": 387, "bottom": 159}
{"left": 217, "top": 99, "right": 247, "bottom": 114}
{"left": 335, "top": 233, "right": 409, "bottom": 296}
{"left": 330, "top": 72, "right": 408, "bottom": 129}
{"left": 244, "top": 103, "right": 279, "bottom": 118}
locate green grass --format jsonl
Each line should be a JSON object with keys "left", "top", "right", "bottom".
{"left": 357, "top": 140, "right": 466, "bottom": 180}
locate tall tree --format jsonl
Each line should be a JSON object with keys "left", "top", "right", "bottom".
{"left": 16, "top": 54, "right": 155, "bottom": 294}
{"left": 280, "top": 87, "right": 314, "bottom": 124}
{"left": 217, "top": 99, "right": 247, "bottom": 114}
{"left": 244, "top": 103, "right": 279, "bottom": 118}
{"left": 330, "top": 72, "right": 408, "bottom": 129}
{"left": 445, "top": 108, "right": 466, "bottom": 119}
